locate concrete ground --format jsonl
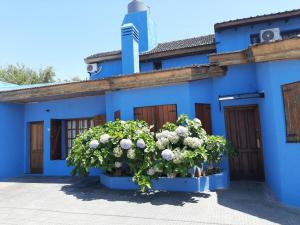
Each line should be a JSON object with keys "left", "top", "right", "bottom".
{"left": 0, "top": 176, "right": 299, "bottom": 225}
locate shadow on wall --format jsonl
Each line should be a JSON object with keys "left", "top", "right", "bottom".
{"left": 216, "top": 181, "right": 300, "bottom": 225}
{"left": 60, "top": 176, "right": 210, "bottom": 206}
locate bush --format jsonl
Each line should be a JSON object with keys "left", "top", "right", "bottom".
{"left": 67, "top": 115, "right": 235, "bottom": 191}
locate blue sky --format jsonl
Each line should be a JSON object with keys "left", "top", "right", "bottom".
{"left": 0, "top": 0, "right": 299, "bottom": 80}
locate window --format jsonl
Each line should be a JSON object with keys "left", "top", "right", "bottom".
{"left": 195, "top": 103, "right": 212, "bottom": 135}
{"left": 153, "top": 61, "right": 162, "bottom": 70}
{"left": 65, "top": 118, "right": 95, "bottom": 155}
{"left": 282, "top": 82, "right": 300, "bottom": 142}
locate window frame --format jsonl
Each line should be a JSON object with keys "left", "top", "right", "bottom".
{"left": 282, "top": 81, "right": 300, "bottom": 143}
{"left": 64, "top": 117, "right": 95, "bottom": 156}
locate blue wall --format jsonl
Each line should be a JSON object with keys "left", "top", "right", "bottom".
{"left": 91, "top": 53, "right": 210, "bottom": 79}
{"left": 255, "top": 60, "right": 300, "bottom": 207}
{"left": 24, "top": 95, "right": 106, "bottom": 176}
{"left": 122, "top": 10, "right": 157, "bottom": 52}
{"left": 90, "top": 59, "right": 122, "bottom": 80}
{"left": 162, "top": 54, "right": 209, "bottom": 69}
{"left": 0, "top": 103, "right": 24, "bottom": 179}
{"left": 215, "top": 17, "right": 300, "bottom": 53}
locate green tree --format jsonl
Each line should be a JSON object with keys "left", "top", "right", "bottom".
{"left": 0, "top": 64, "right": 56, "bottom": 85}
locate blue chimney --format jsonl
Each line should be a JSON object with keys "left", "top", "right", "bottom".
{"left": 121, "top": 23, "right": 140, "bottom": 74}
{"left": 122, "top": 0, "right": 157, "bottom": 53}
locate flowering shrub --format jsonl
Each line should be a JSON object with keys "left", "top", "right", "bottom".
{"left": 144, "top": 114, "right": 208, "bottom": 179}
{"left": 67, "top": 120, "right": 156, "bottom": 182}
{"left": 67, "top": 115, "right": 235, "bottom": 192}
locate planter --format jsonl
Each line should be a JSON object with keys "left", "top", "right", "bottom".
{"left": 100, "top": 170, "right": 229, "bottom": 192}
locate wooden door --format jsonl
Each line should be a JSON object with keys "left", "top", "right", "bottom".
{"left": 30, "top": 122, "right": 44, "bottom": 174}
{"left": 195, "top": 103, "right": 212, "bottom": 135}
{"left": 134, "top": 104, "right": 177, "bottom": 131}
{"left": 224, "top": 105, "right": 264, "bottom": 180}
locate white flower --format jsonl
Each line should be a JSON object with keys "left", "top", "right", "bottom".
{"left": 100, "top": 134, "right": 110, "bottom": 144}
{"left": 120, "top": 139, "right": 133, "bottom": 150}
{"left": 156, "top": 137, "right": 169, "bottom": 150}
{"left": 113, "top": 146, "right": 123, "bottom": 158}
{"left": 156, "top": 140, "right": 165, "bottom": 150}
{"left": 135, "top": 130, "right": 143, "bottom": 135}
{"left": 156, "top": 133, "right": 164, "bottom": 140}
{"left": 115, "top": 162, "right": 122, "bottom": 168}
{"left": 193, "top": 118, "right": 202, "bottom": 126}
{"left": 161, "top": 137, "right": 170, "bottom": 146}
{"left": 147, "top": 168, "right": 156, "bottom": 176}
{"left": 136, "top": 139, "right": 146, "bottom": 149}
{"left": 161, "top": 130, "right": 171, "bottom": 138}
{"left": 168, "top": 132, "right": 180, "bottom": 144}
{"left": 161, "top": 149, "right": 175, "bottom": 161}
{"left": 184, "top": 137, "right": 203, "bottom": 149}
{"left": 175, "top": 126, "right": 189, "bottom": 138}
{"left": 173, "top": 148, "right": 184, "bottom": 164}
{"left": 127, "top": 149, "right": 136, "bottom": 159}
{"left": 89, "top": 140, "right": 99, "bottom": 149}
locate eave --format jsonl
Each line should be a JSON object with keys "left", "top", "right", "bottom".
{"left": 209, "top": 37, "right": 300, "bottom": 66}
{"left": 0, "top": 65, "right": 226, "bottom": 104}
{"left": 84, "top": 44, "right": 216, "bottom": 64}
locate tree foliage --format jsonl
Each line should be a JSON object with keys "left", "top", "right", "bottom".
{"left": 0, "top": 64, "right": 56, "bottom": 85}
{"left": 0, "top": 64, "right": 83, "bottom": 85}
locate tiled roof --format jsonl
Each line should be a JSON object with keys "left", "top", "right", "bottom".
{"left": 85, "top": 34, "right": 215, "bottom": 62}
{"left": 141, "top": 35, "right": 215, "bottom": 55}
{"left": 215, "top": 9, "right": 300, "bottom": 31}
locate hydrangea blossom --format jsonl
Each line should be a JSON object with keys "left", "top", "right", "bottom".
{"left": 136, "top": 139, "right": 146, "bottom": 149}
{"left": 161, "top": 149, "right": 175, "bottom": 161}
{"left": 168, "top": 132, "right": 180, "bottom": 144}
{"left": 135, "top": 130, "right": 143, "bottom": 135}
{"left": 173, "top": 148, "right": 184, "bottom": 164}
{"left": 156, "top": 137, "right": 170, "bottom": 150}
{"left": 89, "top": 140, "right": 99, "bottom": 149}
{"left": 193, "top": 118, "right": 202, "bottom": 126}
{"left": 113, "top": 146, "right": 123, "bottom": 158}
{"left": 115, "top": 162, "right": 122, "bottom": 168}
{"left": 100, "top": 134, "right": 110, "bottom": 144}
{"left": 127, "top": 149, "right": 136, "bottom": 159}
{"left": 184, "top": 137, "right": 203, "bottom": 149}
{"left": 156, "top": 140, "right": 165, "bottom": 150}
{"left": 120, "top": 139, "right": 133, "bottom": 150}
{"left": 175, "top": 126, "right": 189, "bottom": 138}
{"left": 147, "top": 168, "right": 156, "bottom": 176}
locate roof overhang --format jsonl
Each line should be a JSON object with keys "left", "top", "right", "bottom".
{"left": 0, "top": 65, "right": 226, "bottom": 104}
{"left": 84, "top": 44, "right": 216, "bottom": 64}
{"left": 214, "top": 10, "right": 300, "bottom": 32}
{"left": 209, "top": 37, "right": 300, "bottom": 65}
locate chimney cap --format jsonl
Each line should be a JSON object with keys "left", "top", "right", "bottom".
{"left": 128, "top": 0, "right": 148, "bottom": 13}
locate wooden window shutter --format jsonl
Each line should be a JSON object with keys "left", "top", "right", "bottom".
{"left": 50, "top": 119, "right": 62, "bottom": 160}
{"left": 93, "top": 115, "right": 106, "bottom": 126}
{"left": 282, "top": 82, "right": 300, "bottom": 142}
{"left": 134, "top": 104, "right": 177, "bottom": 131}
{"left": 114, "top": 111, "right": 121, "bottom": 121}
{"left": 195, "top": 103, "right": 212, "bottom": 135}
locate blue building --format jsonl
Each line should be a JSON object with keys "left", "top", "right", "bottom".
{"left": 0, "top": 0, "right": 300, "bottom": 208}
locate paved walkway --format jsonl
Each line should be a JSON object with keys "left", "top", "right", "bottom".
{"left": 0, "top": 176, "right": 299, "bottom": 225}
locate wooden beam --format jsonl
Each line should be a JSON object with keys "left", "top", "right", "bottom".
{"left": 249, "top": 38, "right": 300, "bottom": 62}
{"left": 0, "top": 65, "right": 226, "bottom": 103}
{"left": 209, "top": 51, "right": 249, "bottom": 66}
{"left": 209, "top": 37, "right": 300, "bottom": 66}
